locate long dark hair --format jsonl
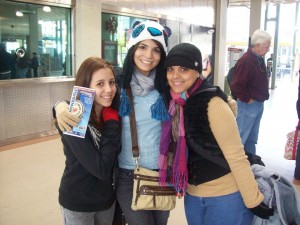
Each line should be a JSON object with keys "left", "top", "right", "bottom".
{"left": 121, "top": 40, "right": 167, "bottom": 93}
{"left": 75, "top": 57, "right": 119, "bottom": 127}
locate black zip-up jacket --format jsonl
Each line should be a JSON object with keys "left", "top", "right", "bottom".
{"left": 58, "top": 120, "right": 121, "bottom": 212}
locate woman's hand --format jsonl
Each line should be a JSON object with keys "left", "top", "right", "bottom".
{"left": 227, "top": 96, "right": 237, "bottom": 117}
{"left": 249, "top": 202, "right": 274, "bottom": 219}
{"left": 56, "top": 101, "right": 81, "bottom": 131}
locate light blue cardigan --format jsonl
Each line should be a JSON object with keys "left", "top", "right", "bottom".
{"left": 118, "top": 90, "right": 162, "bottom": 170}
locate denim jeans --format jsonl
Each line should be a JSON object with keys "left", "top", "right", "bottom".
{"left": 116, "top": 168, "right": 170, "bottom": 225}
{"left": 184, "top": 192, "right": 253, "bottom": 225}
{"left": 236, "top": 99, "right": 264, "bottom": 155}
{"left": 60, "top": 202, "right": 115, "bottom": 225}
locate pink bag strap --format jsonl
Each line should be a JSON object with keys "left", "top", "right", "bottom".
{"left": 292, "top": 121, "right": 300, "bottom": 159}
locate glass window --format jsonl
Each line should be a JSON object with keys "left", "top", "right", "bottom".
{"left": 0, "top": 0, "right": 72, "bottom": 80}
{"left": 267, "top": 2, "right": 277, "bottom": 19}
{"left": 101, "top": 12, "right": 150, "bottom": 67}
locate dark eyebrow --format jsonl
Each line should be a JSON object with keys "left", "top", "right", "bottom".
{"left": 139, "top": 42, "right": 159, "bottom": 50}
{"left": 139, "top": 43, "right": 148, "bottom": 47}
{"left": 96, "top": 77, "right": 115, "bottom": 82}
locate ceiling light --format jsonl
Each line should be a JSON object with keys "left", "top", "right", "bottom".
{"left": 43, "top": 6, "right": 51, "bottom": 12}
{"left": 16, "top": 11, "right": 23, "bottom": 17}
{"left": 207, "top": 29, "right": 215, "bottom": 35}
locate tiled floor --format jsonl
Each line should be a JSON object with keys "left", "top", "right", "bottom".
{"left": 0, "top": 75, "right": 299, "bottom": 225}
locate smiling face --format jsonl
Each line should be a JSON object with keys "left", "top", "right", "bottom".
{"left": 253, "top": 40, "right": 271, "bottom": 56}
{"left": 166, "top": 66, "right": 199, "bottom": 94}
{"left": 89, "top": 68, "right": 117, "bottom": 112}
{"left": 133, "top": 39, "right": 161, "bottom": 76}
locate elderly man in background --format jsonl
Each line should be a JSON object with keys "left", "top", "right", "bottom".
{"left": 231, "top": 29, "right": 272, "bottom": 156}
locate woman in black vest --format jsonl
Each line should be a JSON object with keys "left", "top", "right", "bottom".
{"left": 159, "top": 43, "right": 274, "bottom": 225}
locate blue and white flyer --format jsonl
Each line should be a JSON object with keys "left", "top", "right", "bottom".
{"left": 64, "top": 86, "right": 95, "bottom": 138}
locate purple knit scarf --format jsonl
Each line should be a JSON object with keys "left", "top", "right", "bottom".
{"left": 158, "top": 78, "right": 203, "bottom": 196}
{"left": 158, "top": 90, "right": 187, "bottom": 196}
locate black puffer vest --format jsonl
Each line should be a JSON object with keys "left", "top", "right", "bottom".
{"left": 163, "top": 80, "right": 231, "bottom": 186}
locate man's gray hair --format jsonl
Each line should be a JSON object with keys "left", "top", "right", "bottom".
{"left": 250, "top": 29, "right": 272, "bottom": 46}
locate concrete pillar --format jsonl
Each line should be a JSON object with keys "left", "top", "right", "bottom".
{"left": 214, "top": 0, "right": 227, "bottom": 90}
{"left": 249, "top": 0, "right": 266, "bottom": 37}
{"left": 74, "top": 0, "right": 102, "bottom": 72}
{"left": 29, "top": 11, "right": 38, "bottom": 54}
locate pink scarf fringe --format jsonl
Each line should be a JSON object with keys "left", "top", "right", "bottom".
{"left": 158, "top": 91, "right": 188, "bottom": 195}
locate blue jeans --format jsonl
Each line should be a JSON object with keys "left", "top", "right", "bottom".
{"left": 236, "top": 99, "right": 264, "bottom": 155}
{"left": 116, "top": 168, "right": 170, "bottom": 225}
{"left": 184, "top": 192, "right": 253, "bottom": 225}
{"left": 60, "top": 202, "right": 115, "bottom": 225}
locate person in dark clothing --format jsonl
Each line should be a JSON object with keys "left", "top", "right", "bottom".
{"left": 231, "top": 29, "right": 272, "bottom": 155}
{"left": 0, "top": 43, "right": 12, "bottom": 80}
{"left": 30, "top": 52, "right": 39, "bottom": 77}
{"left": 15, "top": 47, "right": 28, "bottom": 79}
{"left": 161, "top": 42, "right": 274, "bottom": 225}
{"left": 266, "top": 53, "right": 273, "bottom": 87}
{"left": 266, "top": 54, "right": 273, "bottom": 78}
{"left": 54, "top": 57, "right": 121, "bottom": 225}
{"left": 10, "top": 50, "right": 17, "bottom": 79}
{"left": 202, "top": 54, "right": 213, "bottom": 84}
{"left": 53, "top": 20, "right": 171, "bottom": 225}
{"left": 294, "top": 67, "right": 300, "bottom": 185}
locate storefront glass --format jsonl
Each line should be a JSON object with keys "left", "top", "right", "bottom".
{"left": 0, "top": 0, "right": 72, "bottom": 79}
{"left": 101, "top": 12, "right": 214, "bottom": 84}
{"left": 101, "top": 12, "right": 149, "bottom": 67}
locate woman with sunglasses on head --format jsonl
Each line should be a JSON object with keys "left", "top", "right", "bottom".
{"left": 115, "top": 20, "right": 171, "bottom": 225}
{"left": 54, "top": 57, "right": 121, "bottom": 225}
{"left": 159, "top": 43, "right": 274, "bottom": 225}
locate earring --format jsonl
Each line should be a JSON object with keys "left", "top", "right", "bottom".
{"left": 197, "top": 73, "right": 200, "bottom": 78}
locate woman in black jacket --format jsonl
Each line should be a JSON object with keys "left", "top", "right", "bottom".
{"left": 55, "top": 57, "right": 121, "bottom": 225}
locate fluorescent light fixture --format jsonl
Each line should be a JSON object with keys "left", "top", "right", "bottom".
{"left": 16, "top": 11, "right": 23, "bottom": 17}
{"left": 43, "top": 6, "right": 51, "bottom": 12}
{"left": 207, "top": 29, "right": 215, "bottom": 35}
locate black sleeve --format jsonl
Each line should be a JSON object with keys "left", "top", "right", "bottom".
{"left": 61, "top": 120, "right": 121, "bottom": 180}
{"left": 52, "top": 105, "right": 57, "bottom": 119}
